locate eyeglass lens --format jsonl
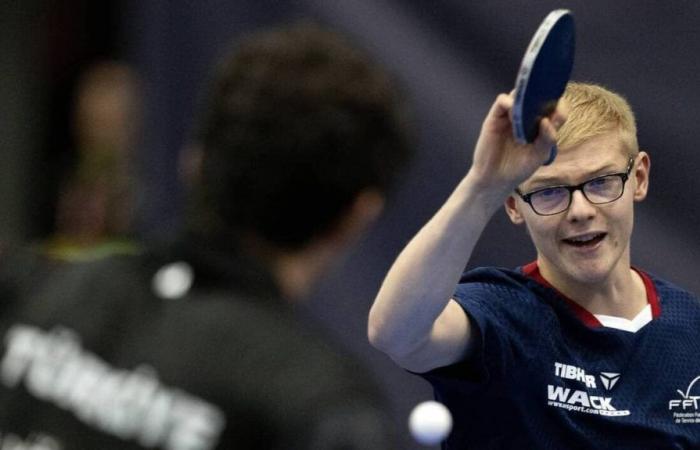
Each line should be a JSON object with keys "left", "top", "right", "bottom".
{"left": 530, "top": 175, "right": 624, "bottom": 215}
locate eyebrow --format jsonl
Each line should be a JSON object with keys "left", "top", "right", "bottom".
{"left": 526, "top": 163, "right": 622, "bottom": 188}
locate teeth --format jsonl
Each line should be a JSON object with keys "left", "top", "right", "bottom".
{"left": 567, "top": 233, "right": 601, "bottom": 242}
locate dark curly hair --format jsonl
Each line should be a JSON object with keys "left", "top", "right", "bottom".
{"left": 193, "top": 22, "right": 411, "bottom": 250}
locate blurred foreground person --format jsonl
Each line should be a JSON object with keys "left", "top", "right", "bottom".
{"left": 0, "top": 23, "right": 411, "bottom": 449}
{"left": 43, "top": 60, "right": 140, "bottom": 261}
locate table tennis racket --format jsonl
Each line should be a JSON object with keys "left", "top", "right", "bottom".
{"left": 512, "top": 9, "right": 575, "bottom": 145}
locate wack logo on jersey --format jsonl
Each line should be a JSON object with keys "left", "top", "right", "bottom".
{"left": 548, "top": 362, "right": 630, "bottom": 417}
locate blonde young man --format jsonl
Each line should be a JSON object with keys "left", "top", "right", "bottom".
{"left": 369, "top": 83, "right": 700, "bottom": 449}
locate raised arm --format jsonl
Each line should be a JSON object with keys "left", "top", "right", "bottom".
{"left": 368, "top": 93, "right": 567, "bottom": 373}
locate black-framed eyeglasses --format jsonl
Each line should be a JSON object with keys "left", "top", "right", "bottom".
{"left": 514, "top": 157, "right": 636, "bottom": 216}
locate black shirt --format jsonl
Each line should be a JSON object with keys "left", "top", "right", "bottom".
{"left": 0, "top": 239, "right": 394, "bottom": 449}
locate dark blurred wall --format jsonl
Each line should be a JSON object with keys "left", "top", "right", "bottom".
{"left": 0, "top": 2, "right": 45, "bottom": 243}
{"left": 0, "top": 0, "right": 126, "bottom": 242}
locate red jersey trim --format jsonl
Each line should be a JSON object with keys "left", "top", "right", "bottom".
{"left": 633, "top": 267, "right": 661, "bottom": 318}
{"left": 521, "top": 261, "right": 661, "bottom": 328}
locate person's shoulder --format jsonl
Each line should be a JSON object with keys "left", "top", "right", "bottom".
{"left": 458, "top": 265, "right": 530, "bottom": 284}
{"left": 0, "top": 242, "right": 58, "bottom": 282}
{"left": 455, "top": 265, "right": 539, "bottom": 303}
{"left": 205, "top": 294, "right": 361, "bottom": 374}
{"left": 180, "top": 289, "right": 385, "bottom": 415}
{"left": 48, "top": 249, "right": 151, "bottom": 298}
{"left": 643, "top": 270, "right": 700, "bottom": 308}
{"left": 159, "top": 270, "right": 360, "bottom": 379}
{"left": 0, "top": 242, "right": 144, "bottom": 309}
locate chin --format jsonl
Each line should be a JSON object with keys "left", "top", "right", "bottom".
{"left": 562, "top": 257, "right": 614, "bottom": 285}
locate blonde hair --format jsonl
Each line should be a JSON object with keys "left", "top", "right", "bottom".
{"left": 557, "top": 82, "right": 638, "bottom": 154}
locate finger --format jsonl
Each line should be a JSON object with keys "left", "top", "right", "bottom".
{"left": 534, "top": 117, "right": 559, "bottom": 164}
{"left": 542, "top": 145, "right": 558, "bottom": 166}
{"left": 482, "top": 93, "right": 516, "bottom": 134}
{"left": 490, "top": 93, "right": 514, "bottom": 119}
{"left": 537, "top": 116, "right": 558, "bottom": 146}
{"left": 549, "top": 98, "right": 569, "bottom": 130}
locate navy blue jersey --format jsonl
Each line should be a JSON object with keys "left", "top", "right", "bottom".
{"left": 419, "top": 263, "right": 700, "bottom": 449}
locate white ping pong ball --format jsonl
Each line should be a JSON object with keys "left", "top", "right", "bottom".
{"left": 408, "top": 400, "right": 453, "bottom": 446}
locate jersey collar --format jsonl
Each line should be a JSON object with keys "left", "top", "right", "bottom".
{"left": 521, "top": 261, "right": 661, "bottom": 330}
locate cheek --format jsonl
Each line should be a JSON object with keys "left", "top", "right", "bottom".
{"left": 523, "top": 218, "right": 559, "bottom": 248}
{"left": 610, "top": 196, "right": 635, "bottom": 227}
{"left": 601, "top": 201, "right": 635, "bottom": 245}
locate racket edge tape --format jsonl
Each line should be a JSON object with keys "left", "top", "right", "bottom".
{"left": 512, "top": 9, "right": 575, "bottom": 145}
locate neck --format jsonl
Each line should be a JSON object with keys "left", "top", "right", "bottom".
{"left": 269, "top": 240, "right": 341, "bottom": 302}
{"left": 538, "top": 254, "right": 647, "bottom": 319}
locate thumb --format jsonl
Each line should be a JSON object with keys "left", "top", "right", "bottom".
{"left": 533, "top": 116, "right": 559, "bottom": 165}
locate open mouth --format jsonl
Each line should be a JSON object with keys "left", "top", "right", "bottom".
{"left": 562, "top": 232, "right": 607, "bottom": 248}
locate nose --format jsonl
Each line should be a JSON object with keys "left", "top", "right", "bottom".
{"left": 566, "top": 189, "right": 596, "bottom": 222}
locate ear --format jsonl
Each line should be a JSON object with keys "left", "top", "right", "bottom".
{"left": 505, "top": 194, "right": 526, "bottom": 225}
{"left": 632, "top": 151, "right": 650, "bottom": 202}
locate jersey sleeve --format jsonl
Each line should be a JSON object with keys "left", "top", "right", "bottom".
{"left": 419, "top": 267, "right": 542, "bottom": 387}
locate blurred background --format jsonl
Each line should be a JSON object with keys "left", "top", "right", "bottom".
{"left": 2, "top": 1, "right": 700, "bottom": 448}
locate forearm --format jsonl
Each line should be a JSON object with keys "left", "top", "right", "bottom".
{"left": 368, "top": 92, "right": 566, "bottom": 369}
{"left": 368, "top": 172, "right": 506, "bottom": 359}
